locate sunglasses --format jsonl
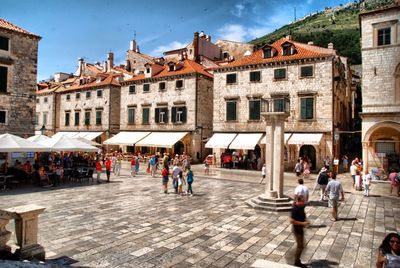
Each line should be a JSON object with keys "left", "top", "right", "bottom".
{"left": 390, "top": 240, "right": 400, "bottom": 244}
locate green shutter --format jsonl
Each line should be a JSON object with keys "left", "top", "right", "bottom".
{"left": 164, "top": 108, "right": 168, "bottom": 123}
{"left": 182, "top": 107, "right": 187, "bottom": 123}
{"left": 0, "top": 66, "right": 7, "bottom": 93}
{"left": 155, "top": 108, "right": 160, "bottom": 123}
{"left": 171, "top": 107, "right": 176, "bottom": 123}
{"left": 227, "top": 102, "right": 236, "bottom": 121}
{"left": 300, "top": 99, "right": 307, "bottom": 119}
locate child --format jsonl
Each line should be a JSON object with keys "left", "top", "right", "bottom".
{"left": 363, "top": 171, "right": 371, "bottom": 196}
{"left": 186, "top": 167, "right": 194, "bottom": 195}
{"left": 178, "top": 171, "right": 186, "bottom": 195}
{"left": 130, "top": 157, "right": 136, "bottom": 177}
{"left": 260, "top": 164, "right": 266, "bottom": 184}
{"left": 161, "top": 167, "right": 169, "bottom": 194}
{"left": 204, "top": 159, "right": 210, "bottom": 176}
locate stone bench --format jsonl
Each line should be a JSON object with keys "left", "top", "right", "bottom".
{"left": 0, "top": 204, "right": 46, "bottom": 261}
{"left": 251, "top": 259, "right": 297, "bottom": 268}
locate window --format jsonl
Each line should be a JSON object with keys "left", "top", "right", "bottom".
{"left": 74, "top": 112, "right": 80, "bottom": 126}
{"left": 226, "top": 101, "right": 237, "bottom": 121}
{"left": 43, "top": 113, "right": 47, "bottom": 125}
{"left": 226, "top": 73, "right": 237, "bottom": 84}
{"left": 129, "top": 85, "right": 136, "bottom": 94}
{"left": 249, "top": 100, "right": 260, "bottom": 120}
{"left": 159, "top": 82, "right": 166, "bottom": 91}
{"left": 128, "top": 107, "right": 135, "bottom": 125}
{"left": 35, "top": 113, "right": 39, "bottom": 125}
{"left": 84, "top": 111, "right": 91, "bottom": 125}
{"left": 169, "top": 65, "right": 174, "bottom": 71}
{"left": 176, "top": 80, "right": 183, "bottom": 89}
{"left": 273, "top": 98, "right": 285, "bottom": 112}
{"left": 282, "top": 45, "right": 293, "bottom": 56}
{"left": 142, "top": 108, "right": 150, "bottom": 124}
{"left": 44, "top": 97, "right": 48, "bottom": 103}
{"left": 146, "top": 68, "right": 150, "bottom": 74}
{"left": 171, "top": 106, "right": 187, "bottom": 123}
{"left": 66, "top": 94, "right": 71, "bottom": 101}
{"left": 300, "top": 66, "right": 314, "bottom": 78}
{"left": 250, "top": 71, "right": 261, "bottom": 82}
{"left": 86, "top": 91, "right": 91, "bottom": 99}
{"left": 36, "top": 98, "right": 39, "bottom": 104}
{"left": 300, "top": 97, "right": 314, "bottom": 120}
{"left": 274, "top": 68, "right": 286, "bottom": 80}
{"left": 0, "top": 36, "right": 9, "bottom": 51}
{"left": 0, "top": 66, "right": 7, "bottom": 93}
{"left": 76, "top": 93, "right": 80, "bottom": 100}
{"left": 155, "top": 107, "right": 168, "bottom": 123}
{"left": 376, "top": 141, "right": 395, "bottom": 154}
{"left": 378, "top": 27, "right": 391, "bottom": 46}
{"left": 65, "top": 112, "right": 70, "bottom": 126}
{"left": 95, "top": 110, "right": 102, "bottom": 125}
{"left": 263, "top": 48, "right": 272, "bottom": 58}
{"left": 0, "top": 110, "right": 6, "bottom": 124}
{"left": 97, "top": 90, "right": 102, "bottom": 98}
{"left": 143, "top": 84, "right": 150, "bottom": 92}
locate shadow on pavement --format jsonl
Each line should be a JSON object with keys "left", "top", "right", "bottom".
{"left": 308, "top": 259, "right": 339, "bottom": 267}
{"left": 47, "top": 255, "right": 83, "bottom": 266}
{"left": 307, "top": 200, "right": 328, "bottom": 207}
{"left": 337, "top": 217, "right": 358, "bottom": 221}
{"left": 307, "top": 224, "right": 327, "bottom": 229}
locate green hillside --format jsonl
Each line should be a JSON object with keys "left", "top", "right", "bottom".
{"left": 251, "top": 2, "right": 362, "bottom": 64}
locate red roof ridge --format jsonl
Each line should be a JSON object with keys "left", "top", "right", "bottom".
{"left": 0, "top": 18, "right": 41, "bottom": 39}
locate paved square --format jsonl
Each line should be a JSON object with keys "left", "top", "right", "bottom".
{"left": 1, "top": 166, "right": 399, "bottom": 267}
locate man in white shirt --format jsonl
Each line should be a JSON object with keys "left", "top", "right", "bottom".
{"left": 325, "top": 171, "right": 344, "bottom": 221}
{"left": 294, "top": 178, "right": 309, "bottom": 202}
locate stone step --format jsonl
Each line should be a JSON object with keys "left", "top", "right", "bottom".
{"left": 251, "top": 198, "right": 293, "bottom": 207}
{"left": 245, "top": 199, "right": 293, "bottom": 212}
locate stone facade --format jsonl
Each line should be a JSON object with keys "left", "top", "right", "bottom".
{"left": 215, "top": 40, "right": 254, "bottom": 60}
{"left": 360, "top": 3, "right": 400, "bottom": 172}
{"left": 35, "top": 90, "right": 55, "bottom": 135}
{"left": 212, "top": 37, "right": 352, "bottom": 171}
{"left": 120, "top": 59, "right": 213, "bottom": 160}
{"left": 0, "top": 19, "right": 40, "bottom": 136}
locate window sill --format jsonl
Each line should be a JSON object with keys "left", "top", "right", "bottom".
{"left": 250, "top": 80, "right": 261, "bottom": 83}
{"left": 175, "top": 88, "right": 184, "bottom": 90}
{"left": 299, "top": 76, "right": 314, "bottom": 79}
{"left": 298, "top": 119, "right": 316, "bottom": 122}
{"left": 247, "top": 119, "right": 261, "bottom": 122}
{"left": 159, "top": 90, "right": 166, "bottom": 92}
{"left": 226, "top": 120, "right": 238, "bottom": 122}
{"left": 273, "top": 78, "right": 287, "bottom": 81}
{"left": 129, "top": 92, "right": 136, "bottom": 95}
{"left": 142, "top": 123, "right": 150, "bottom": 125}
{"left": 226, "top": 83, "right": 237, "bottom": 86}
{"left": 172, "top": 122, "right": 185, "bottom": 125}
{"left": 143, "top": 91, "right": 150, "bottom": 93}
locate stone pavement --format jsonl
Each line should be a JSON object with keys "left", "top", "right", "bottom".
{"left": 0, "top": 163, "right": 399, "bottom": 268}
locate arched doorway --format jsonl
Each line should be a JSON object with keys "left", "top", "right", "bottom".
{"left": 299, "top": 145, "right": 316, "bottom": 171}
{"left": 174, "top": 141, "right": 184, "bottom": 155}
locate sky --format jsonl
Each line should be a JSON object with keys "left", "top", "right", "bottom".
{"left": 0, "top": 0, "right": 353, "bottom": 81}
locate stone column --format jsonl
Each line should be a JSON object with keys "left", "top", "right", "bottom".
{"left": 362, "top": 142, "right": 369, "bottom": 172}
{"left": 2, "top": 205, "right": 46, "bottom": 261}
{"left": 0, "top": 215, "right": 12, "bottom": 258}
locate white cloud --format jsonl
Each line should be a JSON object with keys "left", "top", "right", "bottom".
{"left": 232, "top": 3, "right": 245, "bottom": 17}
{"left": 217, "top": 24, "right": 247, "bottom": 42}
{"left": 247, "top": 26, "right": 274, "bottom": 39}
{"left": 150, "top": 41, "right": 187, "bottom": 56}
{"left": 307, "top": 0, "right": 313, "bottom": 5}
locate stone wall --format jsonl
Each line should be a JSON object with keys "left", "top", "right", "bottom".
{"left": 0, "top": 29, "right": 39, "bottom": 136}
{"left": 35, "top": 93, "right": 55, "bottom": 134}
{"left": 215, "top": 40, "right": 254, "bottom": 60}
{"left": 126, "top": 50, "right": 153, "bottom": 74}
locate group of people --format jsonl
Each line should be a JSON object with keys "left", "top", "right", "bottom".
{"left": 220, "top": 151, "right": 263, "bottom": 170}
{"left": 294, "top": 156, "right": 312, "bottom": 178}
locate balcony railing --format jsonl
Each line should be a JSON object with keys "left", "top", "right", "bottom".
{"left": 260, "top": 97, "right": 290, "bottom": 114}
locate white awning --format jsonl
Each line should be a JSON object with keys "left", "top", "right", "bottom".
{"left": 205, "top": 133, "right": 237, "bottom": 149}
{"left": 260, "top": 133, "right": 292, "bottom": 145}
{"left": 52, "top": 132, "right": 103, "bottom": 140}
{"left": 287, "top": 133, "right": 323, "bottom": 145}
{"left": 229, "top": 133, "right": 263, "bottom": 150}
{"left": 135, "top": 132, "right": 188, "bottom": 148}
{"left": 103, "top": 132, "right": 151, "bottom": 146}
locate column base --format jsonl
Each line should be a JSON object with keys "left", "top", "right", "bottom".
{"left": 15, "top": 244, "right": 45, "bottom": 261}
{"left": 246, "top": 194, "right": 293, "bottom": 212}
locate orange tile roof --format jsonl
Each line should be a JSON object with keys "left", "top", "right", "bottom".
{"left": 0, "top": 18, "right": 41, "bottom": 39}
{"left": 125, "top": 59, "right": 212, "bottom": 83}
{"left": 213, "top": 37, "right": 336, "bottom": 70}
{"left": 56, "top": 73, "right": 121, "bottom": 93}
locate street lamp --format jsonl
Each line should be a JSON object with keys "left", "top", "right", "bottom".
{"left": 40, "top": 125, "right": 46, "bottom": 135}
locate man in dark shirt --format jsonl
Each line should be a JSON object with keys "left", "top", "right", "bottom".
{"left": 290, "top": 195, "right": 310, "bottom": 267}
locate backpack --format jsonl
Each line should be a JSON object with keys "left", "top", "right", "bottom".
{"left": 317, "top": 172, "right": 328, "bottom": 185}
{"left": 396, "top": 174, "right": 400, "bottom": 184}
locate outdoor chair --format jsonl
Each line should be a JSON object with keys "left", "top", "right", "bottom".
{"left": 0, "top": 176, "right": 6, "bottom": 190}
{"left": 86, "top": 169, "right": 94, "bottom": 182}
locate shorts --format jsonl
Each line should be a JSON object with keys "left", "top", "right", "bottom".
{"left": 106, "top": 169, "right": 110, "bottom": 176}
{"left": 296, "top": 171, "right": 301, "bottom": 176}
{"left": 162, "top": 176, "right": 169, "bottom": 183}
{"left": 329, "top": 198, "right": 338, "bottom": 208}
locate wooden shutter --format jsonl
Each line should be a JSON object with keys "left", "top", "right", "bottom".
{"left": 155, "top": 108, "right": 160, "bottom": 123}
{"left": 182, "top": 107, "right": 187, "bottom": 123}
{"left": 171, "top": 107, "right": 176, "bottom": 123}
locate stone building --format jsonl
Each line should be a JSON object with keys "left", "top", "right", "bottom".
{"left": 0, "top": 18, "right": 40, "bottom": 136}
{"left": 117, "top": 59, "right": 213, "bottom": 160}
{"left": 360, "top": 1, "right": 400, "bottom": 172}
{"left": 210, "top": 36, "right": 352, "bottom": 171}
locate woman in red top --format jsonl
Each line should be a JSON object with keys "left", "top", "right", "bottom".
{"left": 95, "top": 159, "right": 103, "bottom": 183}
{"left": 130, "top": 157, "right": 136, "bottom": 177}
{"left": 105, "top": 157, "right": 112, "bottom": 182}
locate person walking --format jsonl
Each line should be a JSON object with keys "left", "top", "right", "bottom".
{"left": 260, "top": 164, "right": 266, "bottom": 184}
{"left": 350, "top": 161, "right": 357, "bottom": 188}
{"left": 342, "top": 155, "right": 349, "bottom": 172}
{"left": 135, "top": 153, "right": 141, "bottom": 175}
{"left": 172, "top": 164, "right": 182, "bottom": 194}
{"left": 149, "top": 155, "right": 157, "bottom": 177}
{"left": 294, "top": 178, "right": 309, "bottom": 202}
{"left": 317, "top": 167, "right": 329, "bottom": 201}
{"left": 294, "top": 159, "right": 303, "bottom": 177}
{"left": 389, "top": 169, "right": 400, "bottom": 196}
{"left": 95, "top": 159, "right": 102, "bottom": 183}
{"left": 325, "top": 171, "right": 344, "bottom": 221}
{"left": 290, "top": 195, "right": 310, "bottom": 268}
{"left": 186, "top": 167, "right": 194, "bottom": 195}
{"left": 376, "top": 233, "right": 400, "bottom": 268}
{"left": 130, "top": 156, "right": 136, "bottom": 177}
{"left": 105, "top": 157, "right": 112, "bottom": 182}
{"left": 114, "top": 154, "right": 122, "bottom": 177}
{"left": 363, "top": 170, "right": 371, "bottom": 196}
{"left": 161, "top": 166, "right": 169, "bottom": 194}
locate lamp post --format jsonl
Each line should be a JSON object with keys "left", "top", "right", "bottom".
{"left": 195, "top": 126, "right": 203, "bottom": 161}
{"left": 40, "top": 125, "right": 46, "bottom": 135}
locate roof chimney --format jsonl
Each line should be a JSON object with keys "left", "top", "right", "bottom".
{"left": 307, "top": 41, "right": 314, "bottom": 45}
{"left": 107, "top": 52, "right": 114, "bottom": 72}
{"left": 328, "top": 43, "right": 334, "bottom": 49}
{"left": 286, "top": 35, "right": 292, "bottom": 40}
{"left": 193, "top": 32, "right": 199, "bottom": 62}
{"left": 78, "top": 58, "right": 84, "bottom": 76}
